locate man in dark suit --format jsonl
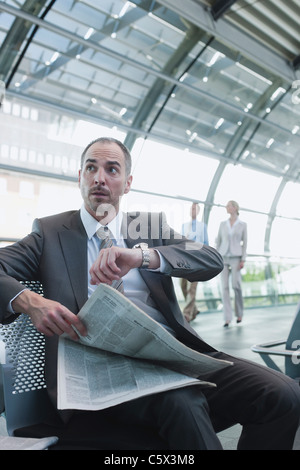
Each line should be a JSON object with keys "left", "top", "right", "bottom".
{"left": 0, "top": 137, "right": 299, "bottom": 450}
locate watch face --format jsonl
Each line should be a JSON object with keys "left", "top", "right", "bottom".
{"left": 134, "top": 243, "right": 148, "bottom": 249}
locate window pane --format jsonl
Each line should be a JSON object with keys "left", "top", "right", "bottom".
{"left": 277, "top": 182, "right": 300, "bottom": 219}
{"left": 214, "top": 164, "right": 280, "bottom": 212}
{"left": 269, "top": 218, "right": 300, "bottom": 258}
{"left": 0, "top": 172, "right": 81, "bottom": 239}
{"left": 131, "top": 138, "right": 219, "bottom": 201}
{"left": 122, "top": 190, "right": 196, "bottom": 235}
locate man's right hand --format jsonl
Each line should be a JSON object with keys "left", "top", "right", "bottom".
{"left": 11, "top": 289, "right": 87, "bottom": 341}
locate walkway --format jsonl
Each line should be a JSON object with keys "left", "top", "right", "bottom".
{"left": 190, "top": 303, "right": 300, "bottom": 449}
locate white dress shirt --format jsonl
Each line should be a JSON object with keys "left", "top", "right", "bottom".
{"left": 80, "top": 206, "right": 175, "bottom": 334}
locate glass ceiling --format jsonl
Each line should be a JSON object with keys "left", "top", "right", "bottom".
{"left": 0, "top": 0, "right": 300, "bottom": 258}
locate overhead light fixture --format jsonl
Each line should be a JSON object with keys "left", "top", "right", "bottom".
{"left": 50, "top": 52, "right": 60, "bottom": 63}
{"left": 270, "top": 87, "right": 286, "bottom": 101}
{"left": 119, "top": 107, "right": 127, "bottom": 116}
{"left": 292, "top": 125, "right": 299, "bottom": 134}
{"left": 118, "top": 1, "right": 135, "bottom": 18}
{"left": 215, "top": 118, "right": 224, "bottom": 129}
{"left": 244, "top": 102, "right": 253, "bottom": 113}
{"left": 84, "top": 28, "right": 94, "bottom": 40}
{"left": 266, "top": 138, "right": 274, "bottom": 148}
{"left": 45, "top": 52, "right": 60, "bottom": 66}
{"left": 207, "top": 51, "right": 224, "bottom": 67}
{"left": 196, "top": 136, "right": 214, "bottom": 148}
{"left": 14, "top": 75, "right": 27, "bottom": 87}
{"left": 236, "top": 62, "right": 272, "bottom": 84}
{"left": 179, "top": 73, "right": 188, "bottom": 82}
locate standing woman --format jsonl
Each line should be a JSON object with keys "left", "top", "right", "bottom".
{"left": 216, "top": 201, "right": 247, "bottom": 327}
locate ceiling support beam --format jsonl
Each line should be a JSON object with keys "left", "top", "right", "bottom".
{"left": 203, "top": 160, "right": 227, "bottom": 226}
{"left": 211, "top": 0, "right": 237, "bottom": 21}
{"left": 264, "top": 179, "right": 286, "bottom": 255}
{"left": 0, "top": 0, "right": 49, "bottom": 82}
{"left": 0, "top": 2, "right": 298, "bottom": 143}
{"left": 157, "top": 0, "right": 296, "bottom": 83}
{"left": 124, "top": 25, "right": 208, "bottom": 150}
{"left": 226, "top": 78, "right": 286, "bottom": 162}
{"left": 293, "top": 55, "right": 300, "bottom": 70}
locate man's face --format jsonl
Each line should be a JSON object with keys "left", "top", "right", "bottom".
{"left": 78, "top": 141, "right": 132, "bottom": 221}
{"left": 191, "top": 203, "right": 199, "bottom": 219}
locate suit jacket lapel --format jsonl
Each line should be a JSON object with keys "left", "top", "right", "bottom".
{"left": 122, "top": 212, "right": 215, "bottom": 352}
{"left": 122, "top": 211, "right": 169, "bottom": 313}
{"left": 122, "top": 212, "right": 152, "bottom": 248}
{"left": 58, "top": 211, "right": 88, "bottom": 311}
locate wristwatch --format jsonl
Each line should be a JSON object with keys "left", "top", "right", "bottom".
{"left": 133, "top": 243, "right": 150, "bottom": 268}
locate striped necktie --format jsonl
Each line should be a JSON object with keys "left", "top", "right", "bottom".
{"left": 96, "top": 226, "right": 124, "bottom": 294}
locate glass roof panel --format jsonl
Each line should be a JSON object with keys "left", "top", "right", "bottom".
{"left": 189, "top": 45, "right": 273, "bottom": 105}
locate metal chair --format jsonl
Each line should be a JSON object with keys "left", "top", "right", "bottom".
{"left": 251, "top": 302, "right": 300, "bottom": 381}
{"left": 0, "top": 281, "right": 58, "bottom": 448}
{"left": 0, "top": 281, "right": 167, "bottom": 449}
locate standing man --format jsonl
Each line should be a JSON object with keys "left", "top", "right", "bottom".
{"left": 181, "top": 202, "right": 208, "bottom": 322}
{"left": 0, "top": 139, "right": 299, "bottom": 450}
{"left": 216, "top": 200, "right": 247, "bottom": 327}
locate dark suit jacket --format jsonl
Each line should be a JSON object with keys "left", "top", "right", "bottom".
{"left": 0, "top": 210, "right": 223, "bottom": 414}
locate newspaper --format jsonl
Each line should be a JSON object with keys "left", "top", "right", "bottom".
{"left": 57, "top": 284, "right": 232, "bottom": 411}
{"left": 0, "top": 436, "right": 58, "bottom": 450}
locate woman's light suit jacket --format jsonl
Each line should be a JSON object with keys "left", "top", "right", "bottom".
{"left": 216, "top": 219, "right": 247, "bottom": 261}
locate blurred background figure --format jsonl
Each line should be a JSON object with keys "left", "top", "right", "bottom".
{"left": 216, "top": 200, "right": 247, "bottom": 327}
{"left": 180, "top": 202, "right": 209, "bottom": 322}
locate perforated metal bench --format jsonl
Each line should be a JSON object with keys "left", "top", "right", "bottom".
{"left": 0, "top": 281, "right": 167, "bottom": 449}
{"left": 0, "top": 281, "right": 53, "bottom": 437}
{"left": 251, "top": 301, "right": 300, "bottom": 381}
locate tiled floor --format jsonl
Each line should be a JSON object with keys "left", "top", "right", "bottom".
{"left": 1, "top": 303, "right": 299, "bottom": 449}
{"left": 191, "top": 303, "right": 297, "bottom": 365}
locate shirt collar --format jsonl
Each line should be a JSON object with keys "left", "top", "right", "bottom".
{"left": 80, "top": 205, "right": 124, "bottom": 240}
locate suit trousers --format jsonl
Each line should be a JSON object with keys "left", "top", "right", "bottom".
{"left": 221, "top": 256, "right": 244, "bottom": 322}
{"left": 111, "top": 352, "right": 300, "bottom": 450}
{"left": 16, "top": 352, "right": 300, "bottom": 450}
{"left": 180, "top": 278, "right": 199, "bottom": 322}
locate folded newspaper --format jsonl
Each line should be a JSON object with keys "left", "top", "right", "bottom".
{"left": 57, "top": 284, "right": 232, "bottom": 411}
{"left": 0, "top": 436, "right": 59, "bottom": 450}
